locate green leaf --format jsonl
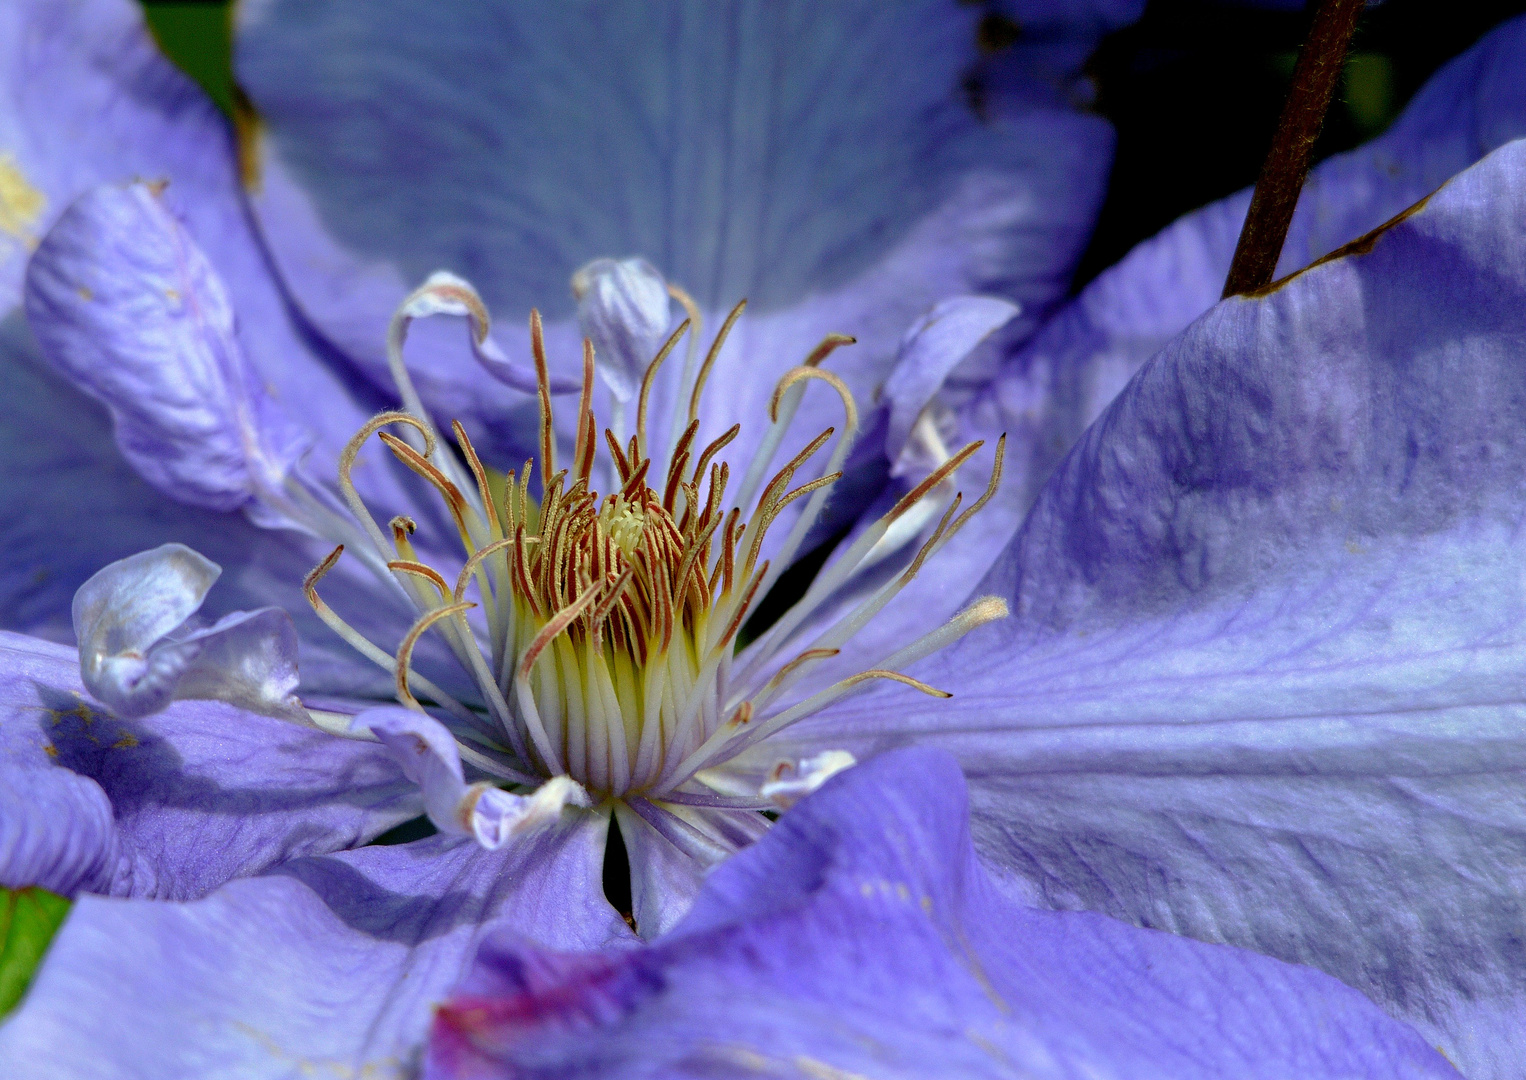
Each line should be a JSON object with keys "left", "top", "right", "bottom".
{"left": 0, "top": 887, "right": 71, "bottom": 1017}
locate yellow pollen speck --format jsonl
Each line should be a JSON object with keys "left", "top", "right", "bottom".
{"left": 111, "top": 733, "right": 139, "bottom": 750}
{"left": 49, "top": 702, "right": 96, "bottom": 727}
{"left": 43, "top": 743, "right": 57, "bottom": 758}
{"left": 0, "top": 154, "right": 44, "bottom": 244}
{"left": 76, "top": 286, "right": 93, "bottom": 302}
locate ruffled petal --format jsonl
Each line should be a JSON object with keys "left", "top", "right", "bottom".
{"left": 0, "top": 819, "right": 628, "bottom": 1079}
{"left": 0, "top": 0, "right": 447, "bottom": 697}
{"left": 25, "top": 182, "right": 307, "bottom": 519}
{"left": 71, "top": 544, "right": 304, "bottom": 722}
{"left": 0, "top": 316, "right": 412, "bottom": 698}
{"left": 0, "top": 631, "right": 416, "bottom": 899}
{"left": 799, "top": 138, "right": 1526, "bottom": 1078}
{"left": 357, "top": 706, "right": 591, "bottom": 848}
{"left": 427, "top": 747, "right": 1452, "bottom": 1080}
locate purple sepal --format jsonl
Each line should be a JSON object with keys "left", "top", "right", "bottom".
{"left": 24, "top": 182, "right": 308, "bottom": 523}
{"left": 427, "top": 747, "right": 1454, "bottom": 1080}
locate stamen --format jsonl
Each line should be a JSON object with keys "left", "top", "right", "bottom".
{"left": 530, "top": 309, "right": 556, "bottom": 494}
{"left": 313, "top": 270, "right": 1008, "bottom": 838}
{"left": 687, "top": 299, "right": 746, "bottom": 425}
{"left": 636, "top": 319, "right": 691, "bottom": 462}
{"left": 452, "top": 420, "right": 502, "bottom": 538}
{"left": 396, "top": 601, "right": 476, "bottom": 710}
{"left": 304, "top": 547, "right": 485, "bottom": 730}
{"left": 377, "top": 431, "right": 472, "bottom": 539}
{"left": 574, "top": 340, "right": 597, "bottom": 484}
{"left": 388, "top": 560, "right": 451, "bottom": 601}
{"left": 735, "top": 336, "right": 857, "bottom": 511}
{"left": 664, "top": 282, "right": 704, "bottom": 463}
{"left": 339, "top": 412, "right": 433, "bottom": 559}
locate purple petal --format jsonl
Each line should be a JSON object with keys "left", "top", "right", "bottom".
{"left": 806, "top": 138, "right": 1526, "bottom": 1077}
{"left": 25, "top": 182, "right": 308, "bottom": 518}
{"left": 0, "top": 630, "right": 417, "bottom": 899}
{"left": 71, "top": 544, "right": 304, "bottom": 722}
{"left": 427, "top": 748, "right": 1452, "bottom": 1080}
{"left": 0, "top": 823, "right": 628, "bottom": 1077}
{"left": 233, "top": 1, "right": 1112, "bottom": 466}
{"left": 881, "top": 294, "right": 1019, "bottom": 464}
{"left": 997, "top": 13, "right": 1526, "bottom": 519}
{"left": 612, "top": 803, "right": 704, "bottom": 942}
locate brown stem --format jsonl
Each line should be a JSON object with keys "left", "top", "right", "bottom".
{"left": 1222, "top": 0, "right": 1366, "bottom": 298}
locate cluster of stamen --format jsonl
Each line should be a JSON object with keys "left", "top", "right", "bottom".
{"left": 303, "top": 276, "right": 1006, "bottom": 844}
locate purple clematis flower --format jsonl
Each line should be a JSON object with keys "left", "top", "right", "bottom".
{"left": 2, "top": 0, "right": 1525, "bottom": 1075}
{"left": 1, "top": 0, "right": 1110, "bottom": 903}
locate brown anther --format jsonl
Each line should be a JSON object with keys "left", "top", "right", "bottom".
{"left": 688, "top": 299, "right": 747, "bottom": 424}
{"left": 802, "top": 332, "right": 856, "bottom": 368}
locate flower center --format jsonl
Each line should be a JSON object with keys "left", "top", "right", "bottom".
{"left": 304, "top": 271, "right": 1007, "bottom": 852}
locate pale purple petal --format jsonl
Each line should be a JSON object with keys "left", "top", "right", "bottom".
{"left": 427, "top": 748, "right": 1452, "bottom": 1080}
{"left": 803, "top": 138, "right": 1526, "bottom": 1078}
{"left": 612, "top": 803, "right": 705, "bottom": 942}
{"left": 996, "top": 14, "right": 1526, "bottom": 520}
{"left": 234, "top": 1, "right": 1112, "bottom": 475}
{"left": 0, "top": 630, "right": 416, "bottom": 899}
{"left": 71, "top": 544, "right": 304, "bottom": 722}
{"left": 572, "top": 257, "right": 673, "bottom": 404}
{"left": 25, "top": 182, "right": 308, "bottom": 519}
{"left": 0, "top": 821, "right": 629, "bottom": 1078}
{"left": 881, "top": 294, "right": 1019, "bottom": 463}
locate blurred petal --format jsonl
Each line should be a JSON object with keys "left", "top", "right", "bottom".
{"left": 428, "top": 748, "right": 1453, "bottom": 1080}
{"left": 0, "top": 823, "right": 628, "bottom": 1078}
{"left": 234, "top": 0, "right": 1112, "bottom": 462}
{"left": 572, "top": 257, "right": 673, "bottom": 404}
{"left": 806, "top": 138, "right": 1526, "bottom": 1077}
{"left": 0, "top": 631, "right": 415, "bottom": 899}
{"left": 25, "top": 183, "right": 307, "bottom": 519}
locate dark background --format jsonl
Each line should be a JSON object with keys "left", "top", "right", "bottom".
{"left": 139, "top": 0, "right": 1526, "bottom": 292}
